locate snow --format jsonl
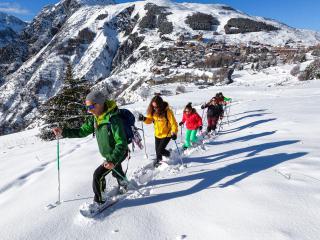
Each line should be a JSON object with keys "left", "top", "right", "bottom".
{"left": 1, "top": 71, "right": 320, "bottom": 239}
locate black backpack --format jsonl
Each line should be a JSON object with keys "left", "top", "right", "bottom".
{"left": 107, "top": 108, "right": 135, "bottom": 144}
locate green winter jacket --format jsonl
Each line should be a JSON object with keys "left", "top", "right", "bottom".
{"left": 62, "top": 100, "right": 128, "bottom": 164}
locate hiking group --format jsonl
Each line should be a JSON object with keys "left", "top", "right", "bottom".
{"left": 52, "top": 90, "right": 231, "bottom": 214}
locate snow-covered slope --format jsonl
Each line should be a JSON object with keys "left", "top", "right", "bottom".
{"left": 0, "top": 0, "right": 320, "bottom": 135}
{"left": 0, "top": 78, "right": 320, "bottom": 240}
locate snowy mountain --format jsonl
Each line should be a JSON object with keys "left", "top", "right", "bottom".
{"left": 0, "top": 0, "right": 320, "bottom": 135}
{"left": 1, "top": 78, "right": 320, "bottom": 239}
{"left": 0, "top": 12, "right": 27, "bottom": 47}
{"left": 0, "top": 12, "right": 26, "bottom": 33}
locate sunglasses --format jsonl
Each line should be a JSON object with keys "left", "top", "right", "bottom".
{"left": 86, "top": 104, "right": 95, "bottom": 110}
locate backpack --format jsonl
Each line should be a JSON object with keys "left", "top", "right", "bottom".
{"left": 107, "top": 108, "right": 135, "bottom": 144}
{"left": 107, "top": 109, "right": 143, "bottom": 151}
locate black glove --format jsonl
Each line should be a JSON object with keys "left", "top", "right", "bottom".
{"left": 198, "top": 126, "right": 203, "bottom": 131}
{"left": 201, "top": 105, "right": 205, "bottom": 109}
{"left": 179, "top": 121, "right": 184, "bottom": 126}
{"left": 171, "top": 133, "right": 177, "bottom": 140}
{"left": 138, "top": 114, "right": 145, "bottom": 122}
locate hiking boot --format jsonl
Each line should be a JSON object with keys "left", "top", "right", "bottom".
{"left": 117, "top": 179, "right": 128, "bottom": 194}
{"left": 88, "top": 201, "right": 105, "bottom": 213}
{"left": 153, "top": 159, "right": 161, "bottom": 168}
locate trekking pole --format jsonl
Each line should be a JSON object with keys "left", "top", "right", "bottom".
{"left": 201, "top": 104, "right": 205, "bottom": 120}
{"left": 46, "top": 130, "right": 62, "bottom": 210}
{"left": 226, "top": 106, "right": 230, "bottom": 125}
{"left": 217, "top": 117, "right": 224, "bottom": 134}
{"left": 141, "top": 121, "right": 148, "bottom": 159}
{"left": 174, "top": 140, "right": 186, "bottom": 167}
{"left": 56, "top": 136, "right": 61, "bottom": 204}
{"left": 112, "top": 168, "right": 147, "bottom": 197}
{"left": 226, "top": 100, "right": 232, "bottom": 124}
{"left": 180, "top": 125, "right": 183, "bottom": 143}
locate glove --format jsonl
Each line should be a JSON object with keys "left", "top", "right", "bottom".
{"left": 198, "top": 126, "right": 202, "bottom": 131}
{"left": 201, "top": 105, "right": 205, "bottom": 109}
{"left": 179, "top": 121, "right": 184, "bottom": 126}
{"left": 171, "top": 133, "right": 177, "bottom": 140}
{"left": 138, "top": 114, "right": 145, "bottom": 122}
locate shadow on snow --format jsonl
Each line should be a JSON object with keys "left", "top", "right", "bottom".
{"left": 98, "top": 140, "right": 307, "bottom": 219}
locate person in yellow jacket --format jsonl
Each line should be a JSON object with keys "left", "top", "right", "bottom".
{"left": 138, "top": 95, "right": 178, "bottom": 167}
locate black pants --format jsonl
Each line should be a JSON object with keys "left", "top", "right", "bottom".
{"left": 155, "top": 137, "right": 171, "bottom": 161}
{"left": 92, "top": 163, "right": 125, "bottom": 203}
{"left": 207, "top": 116, "right": 219, "bottom": 132}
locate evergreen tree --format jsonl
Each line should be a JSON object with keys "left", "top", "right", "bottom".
{"left": 39, "top": 63, "right": 92, "bottom": 140}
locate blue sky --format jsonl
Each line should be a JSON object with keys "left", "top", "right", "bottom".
{"left": 1, "top": 0, "right": 319, "bottom": 31}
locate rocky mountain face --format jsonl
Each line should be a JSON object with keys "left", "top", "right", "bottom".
{"left": 0, "top": 13, "right": 27, "bottom": 92}
{"left": 0, "top": 12, "right": 26, "bottom": 36}
{"left": 0, "top": 0, "right": 319, "bottom": 135}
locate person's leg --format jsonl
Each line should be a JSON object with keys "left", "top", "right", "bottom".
{"left": 190, "top": 129, "right": 198, "bottom": 144}
{"left": 112, "top": 163, "right": 128, "bottom": 191}
{"left": 112, "top": 162, "right": 125, "bottom": 181}
{"left": 207, "top": 117, "right": 213, "bottom": 132}
{"left": 92, "top": 165, "right": 112, "bottom": 203}
{"left": 184, "top": 129, "right": 192, "bottom": 148}
{"left": 212, "top": 117, "right": 219, "bottom": 131}
{"left": 155, "top": 137, "right": 162, "bottom": 161}
{"left": 158, "top": 137, "right": 171, "bottom": 158}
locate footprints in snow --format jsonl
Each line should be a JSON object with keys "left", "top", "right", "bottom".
{"left": 0, "top": 139, "right": 91, "bottom": 196}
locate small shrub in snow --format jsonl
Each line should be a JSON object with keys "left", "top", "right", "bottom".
{"left": 311, "top": 44, "right": 320, "bottom": 57}
{"left": 290, "top": 64, "right": 300, "bottom": 76}
{"left": 298, "top": 72, "right": 307, "bottom": 81}
{"left": 303, "top": 59, "right": 320, "bottom": 80}
{"left": 160, "top": 89, "right": 173, "bottom": 96}
{"left": 139, "top": 86, "right": 151, "bottom": 100}
{"left": 293, "top": 53, "right": 306, "bottom": 63}
{"left": 176, "top": 85, "right": 186, "bottom": 94}
{"left": 311, "top": 49, "right": 320, "bottom": 57}
{"left": 216, "top": 67, "right": 229, "bottom": 82}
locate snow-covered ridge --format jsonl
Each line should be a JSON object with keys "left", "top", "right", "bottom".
{"left": 75, "top": 0, "right": 115, "bottom": 5}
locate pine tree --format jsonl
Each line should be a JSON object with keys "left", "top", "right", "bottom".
{"left": 39, "top": 63, "right": 92, "bottom": 140}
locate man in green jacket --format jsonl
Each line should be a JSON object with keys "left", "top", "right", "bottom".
{"left": 53, "top": 90, "right": 128, "bottom": 208}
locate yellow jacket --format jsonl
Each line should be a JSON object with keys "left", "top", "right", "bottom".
{"left": 144, "top": 107, "right": 178, "bottom": 138}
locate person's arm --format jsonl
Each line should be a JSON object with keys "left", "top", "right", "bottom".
{"left": 144, "top": 114, "right": 154, "bottom": 124}
{"left": 179, "top": 113, "right": 186, "bottom": 126}
{"left": 62, "top": 117, "right": 94, "bottom": 138}
{"left": 196, "top": 112, "right": 203, "bottom": 128}
{"left": 167, "top": 109, "right": 178, "bottom": 135}
{"left": 181, "top": 113, "right": 186, "bottom": 124}
{"left": 201, "top": 102, "right": 209, "bottom": 109}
